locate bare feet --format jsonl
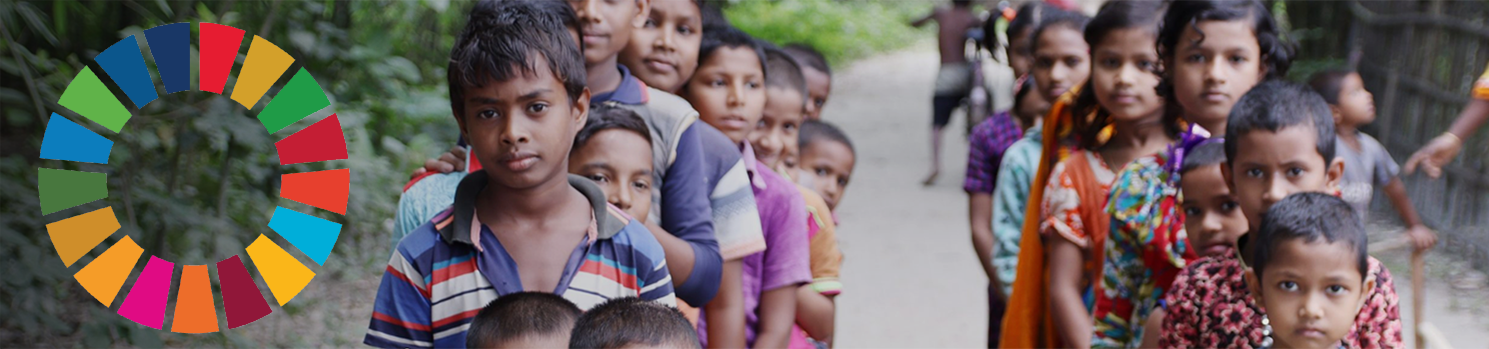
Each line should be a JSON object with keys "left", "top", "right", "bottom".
{"left": 922, "top": 170, "right": 939, "bottom": 186}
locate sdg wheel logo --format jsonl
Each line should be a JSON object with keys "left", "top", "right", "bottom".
{"left": 37, "top": 23, "right": 348, "bottom": 333}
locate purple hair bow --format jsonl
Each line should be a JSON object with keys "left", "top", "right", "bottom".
{"left": 1164, "top": 124, "right": 1221, "bottom": 181}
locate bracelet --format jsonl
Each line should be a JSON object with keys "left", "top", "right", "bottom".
{"left": 1440, "top": 132, "right": 1462, "bottom": 146}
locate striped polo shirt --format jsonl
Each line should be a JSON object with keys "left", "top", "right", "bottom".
{"left": 365, "top": 173, "right": 675, "bottom": 349}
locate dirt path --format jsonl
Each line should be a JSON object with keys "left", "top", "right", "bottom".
{"left": 827, "top": 46, "right": 1489, "bottom": 348}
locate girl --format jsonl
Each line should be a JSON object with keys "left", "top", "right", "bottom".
{"left": 1097, "top": 0, "right": 1294, "bottom": 347}
{"left": 1035, "top": 2, "right": 1178, "bottom": 348}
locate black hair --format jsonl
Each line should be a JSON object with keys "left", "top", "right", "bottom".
{"left": 449, "top": 0, "right": 586, "bottom": 119}
{"left": 783, "top": 43, "right": 831, "bottom": 77}
{"left": 568, "top": 297, "right": 701, "bottom": 349}
{"left": 1012, "top": 77, "right": 1040, "bottom": 126}
{"left": 953, "top": 0, "right": 973, "bottom": 8}
{"left": 799, "top": 119, "right": 855, "bottom": 157}
{"left": 1224, "top": 80, "right": 1335, "bottom": 165}
{"left": 1069, "top": 0, "right": 1176, "bottom": 150}
{"left": 988, "top": 1, "right": 1060, "bottom": 56}
{"left": 1307, "top": 69, "right": 1356, "bottom": 105}
{"left": 764, "top": 47, "right": 809, "bottom": 102}
{"left": 698, "top": 0, "right": 730, "bottom": 31}
{"left": 1251, "top": 192, "right": 1369, "bottom": 281}
{"left": 466, "top": 292, "right": 582, "bottom": 348}
{"left": 1029, "top": 8, "right": 1090, "bottom": 56}
{"left": 688, "top": 26, "right": 767, "bottom": 91}
{"left": 1156, "top": 0, "right": 1294, "bottom": 132}
{"left": 1179, "top": 140, "right": 1227, "bottom": 174}
{"left": 574, "top": 105, "right": 653, "bottom": 151}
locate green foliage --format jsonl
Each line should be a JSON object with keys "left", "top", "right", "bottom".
{"left": 724, "top": 0, "right": 932, "bottom": 67}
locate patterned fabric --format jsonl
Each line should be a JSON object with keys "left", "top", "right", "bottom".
{"left": 989, "top": 123, "right": 1043, "bottom": 296}
{"left": 1474, "top": 61, "right": 1489, "bottom": 100}
{"left": 394, "top": 172, "right": 464, "bottom": 247}
{"left": 1040, "top": 151, "right": 1116, "bottom": 249}
{"left": 1160, "top": 249, "right": 1403, "bottom": 349}
{"left": 1092, "top": 151, "right": 1197, "bottom": 348}
{"left": 366, "top": 175, "right": 675, "bottom": 349}
{"left": 965, "top": 112, "right": 1025, "bottom": 193}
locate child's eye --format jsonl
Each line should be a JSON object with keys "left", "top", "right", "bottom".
{"left": 1064, "top": 57, "right": 1082, "bottom": 67}
{"left": 1183, "top": 206, "right": 1202, "bottom": 216}
{"left": 1229, "top": 55, "right": 1247, "bottom": 64}
{"left": 815, "top": 168, "right": 830, "bottom": 176}
{"left": 814, "top": 99, "right": 826, "bottom": 108}
{"left": 757, "top": 120, "right": 768, "bottom": 129}
{"left": 528, "top": 103, "right": 549, "bottom": 114}
{"left": 586, "top": 174, "right": 610, "bottom": 183}
{"left": 1221, "top": 201, "right": 1239, "bottom": 211}
{"left": 784, "top": 123, "right": 797, "bottom": 132}
{"left": 1245, "top": 168, "right": 1264, "bottom": 178}
{"left": 710, "top": 79, "right": 726, "bottom": 87}
{"left": 747, "top": 81, "right": 762, "bottom": 89}
{"left": 1326, "top": 285, "right": 1347, "bottom": 294}
{"left": 1138, "top": 60, "right": 1156, "bottom": 71}
{"left": 678, "top": 25, "right": 695, "bottom": 36}
{"left": 1278, "top": 281, "right": 1299, "bottom": 291}
{"left": 1187, "top": 54, "right": 1206, "bottom": 63}
{"left": 837, "top": 177, "right": 850, "bottom": 187}
{"left": 1101, "top": 58, "right": 1120, "bottom": 68}
{"left": 1035, "top": 58, "right": 1054, "bottom": 68}
{"left": 1286, "top": 167, "right": 1304, "bottom": 177}
{"left": 477, "top": 109, "right": 499, "bottom": 120}
{"left": 643, "top": 18, "right": 659, "bottom": 28}
{"left": 632, "top": 180, "right": 651, "bottom": 191}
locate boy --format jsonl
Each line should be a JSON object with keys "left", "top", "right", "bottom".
{"left": 1160, "top": 80, "right": 1402, "bottom": 348}
{"left": 911, "top": 0, "right": 981, "bottom": 185}
{"left": 1308, "top": 70, "right": 1437, "bottom": 251}
{"left": 569, "top": 106, "right": 656, "bottom": 223}
{"left": 795, "top": 120, "right": 856, "bottom": 212}
{"left": 1246, "top": 193, "right": 1376, "bottom": 349}
{"left": 682, "top": 26, "right": 811, "bottom": 349}
{"left": 465, "top": 292, "right": 581, "bottom": 349}
{"left": 366, "top": 4, "right": 675, "bottom": 348}
{"left": 619, "top": 0, "right": 704, "bottom": 94}
{"left": 781, "top": 43, "right": 832, "bottom": 120}
{"left": 569, "top": 297, "right": 703, "bottom": 349}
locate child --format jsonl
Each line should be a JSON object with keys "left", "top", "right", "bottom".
{"left": 796, "top": 120, "right": 857, "bottom": 212}
{"left": 569, "top": 297, "right": 703, "bottom": 349}
{"left": 997, "top": 8, "right": 1090, "bottom": 348}
{"left": 1033, "top": 3, "right": 1177, "bottom": 348}
{"left": 569, "top": 106, "right": 656, "bottom": 224}
{"left": 1097, "top": 1, "right": 1295, "bottom": 347}
{"left": 1308, "top": 69, "right": 1438, "bottom": 251}
{"left": 1245, "top": 192, "right": 1376, "bottom": 349}
{"left": 984, "top": 1, "right": 1055, "bottom": 83}
{"left": 753, "top": 47, "right": 846, "bottom": 349}
{"left": 465, "top": 292, "right": 582, "bottom": 349}
{"left": 366, "top": 4, "right": 676, "bottom": 348}
{"left": 782, "top": 44, "right": 832, "bottom": 120}
{"left": 1160, "top": 80, "right": 1402, "bottom": 348}
{"left": 619, "top": 0, "right": 703, "bottom": 94}
{"left": 911, "top": 0, "right": 982, "bottom": 185}
{"left": 683, "top": 26, "right": 811, "bottom": 349}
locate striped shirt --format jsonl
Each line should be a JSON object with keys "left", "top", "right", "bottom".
{"left": 366, "top": 173, "right": 675, "bottom": 349}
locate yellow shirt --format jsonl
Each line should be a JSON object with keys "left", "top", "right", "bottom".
{"left": 1475, "top": 61, "right": 1489, "bottom": 100}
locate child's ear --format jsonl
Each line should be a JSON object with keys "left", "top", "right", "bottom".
{"left": 1357, "top": 272, "right": 1377, "bottom": 313}
{"left": 1330, "top": 105, "right": 1344, "bottom": 125}
{"left": 1244, "top": 268, "right": 1264, "bottom": 306}
{"left": 1222, "top": 162, "right": 1236, "bottom": 191}
{"left": 572, "top": 88, "right": 592, "bottom": 133}
{"left": 1326, "top": 157, "right": 1345, "bottom": 191}
{"left": 632, "top": 0, "right": 651, "bottom": 27}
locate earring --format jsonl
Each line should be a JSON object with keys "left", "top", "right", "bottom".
{"left": 1259, "top": 314, "right": 1274, "bottom": 349}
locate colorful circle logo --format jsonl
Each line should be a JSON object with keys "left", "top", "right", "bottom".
{"left": 37, "top": 22, "right": 348, "bottom": 333}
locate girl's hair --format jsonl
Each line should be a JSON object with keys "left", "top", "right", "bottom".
{"left": 1307, "top": 69, "right": 1355, "bottom": 105}
{"left": 1068, "top": 0, "right": 1177, "bottom": 150}
{"left": 985, "top": 1, "right": 1061, "bottom": 60}
{"left": 1029, "top": 8, "right": 1090, "bottom": 52}
{"left": 1012, "top": 77, "right": 1040, "bottom": 126}
{"left": 1155, "top": 0, "right": 1296, "bottom": 129}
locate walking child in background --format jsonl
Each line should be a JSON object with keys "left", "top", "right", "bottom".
{"left": 569, "top": 297, "right": 703, "bottom": 349}
{"left": 1245, "top": 193, "right": 1377, "bottom": 349}
{"left": 1161, "top": 80, "right": 1402, "bottom": 348}
{"left": 782, "top": 44, "right": 834, "bottom": 120}
{"left": 1308, "top": 70, "right": 1438, "bottom": 251}
{"left": 366, "top": 3, "right": 676, "bottom": 347}
{"left": 465, "top": 292, "right": 582, "bottom": 349}
{"left": 911, "top": 0, "right": 982, "bottom": 186}
{"left": 683, "top": 26, "right": 812, "bottom": 349}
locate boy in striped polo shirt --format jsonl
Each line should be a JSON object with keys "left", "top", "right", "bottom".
{"left": 364, "top": 2, "right": 674, "bottom": 348}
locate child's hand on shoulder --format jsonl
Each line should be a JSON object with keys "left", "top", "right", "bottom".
{"left": 419, "top": 146, "right": 468, "bottom": 176}
{"left": 1405, "top": 224, "right": 1438, "bottom": 251}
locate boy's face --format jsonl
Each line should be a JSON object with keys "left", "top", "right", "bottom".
{"left": 1245, "top": 239, "right": 1373, "bottom": 349}
{"left": 797, "top": 140, "right": 855, "bottom": 210}
{"left": 569, "top": 129, "right": 655, "bottom": 223}
{"left": 802, "top": 67, "right": 832, "bottom": 120}
{"left": 1180, "top": 164, "right": 1249, "bottom": 257}
{"left": 569, "top": 0, "right": 650, "bottom": 66}
{"left": 1333, "top": 73, "right": 1376, "bottom": 128}
{"left": 1222, "top": 126, "right": 1343, "bottom": 231}
{"left": 751, "top": 88, "right": 806, "bottom": 169}
{"left": 684, "top": 46, "right": 766, "bottom": 144}
{"left": 619, "top": 0, "right": 702, "bottom": 93}
{"left": 457, "top": 60, "right": 591, "bottom": 191}
{"left": 1031, "top": 25, "right": 1090, "bottom": 102}
{"left": 1170, "top": 20, "right": 1266, "bottom": 134}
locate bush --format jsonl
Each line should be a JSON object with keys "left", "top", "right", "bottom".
{"left": 725, "top": 0, "right": 933, "bottom": 67}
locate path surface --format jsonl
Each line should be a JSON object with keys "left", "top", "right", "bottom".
{"left": 826, "top": 46, "right": 1489, "bottom": 348}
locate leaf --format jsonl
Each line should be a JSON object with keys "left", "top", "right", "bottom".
{"left": 128, "top": 324, "right": 164, "bottom": 348}
{"left": 15, "top": 2, "right": 59, "bottom": 46}
{"left": 153, "top": 0, "right": 173, "bottom": 17}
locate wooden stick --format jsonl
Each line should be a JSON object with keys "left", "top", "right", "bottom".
{"left": 1412, "top": 248, "right": 1425, "bottom": 349}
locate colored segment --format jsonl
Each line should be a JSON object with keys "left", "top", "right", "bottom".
{"left": 267, "top": 206, "right": 342, "bottom": 265}
{"left": 57, "top": 67, "right": 131, "bottom": 133}
{"left": 171, "top": 265, "right": 219, "bottom": 333}
{"left": 275, "top": 114, "right": 348, "bottom": 165}
{"left": 216, "top": 255, "right": 272, "bottom": 329}
{"left": 245, "top": 234, "right": 316, "bottom": 305}
{"left": 257, "top": 68, "right": 331, "bottom": 133}
{"left": 199, "top": 23, "right": 245, "bottom": 94}
{"left": 74, "top": 236, "right": 144, "bottom": 306}
{"left": 230, "top": 36, "right": 294, "bottom": 109}
{"left": 40, "top": 113, "right": 114, "bottom": 164}
{"left": 117, "top": 256, "right": 174, "bottom": 329}
{"left": 280, "top": 169, "right": 349, "bottom": 215}
{"left": 95, "top": 35, "right": 159, "bottom": 107}
{"left": 38, "top": 168, "right": 108, "bottom": 215}
{"left": 144, "top": 23, "right": 191, "bottom": 93}
{"left": 45, "top": 206, "right": 121, "bottom": 267}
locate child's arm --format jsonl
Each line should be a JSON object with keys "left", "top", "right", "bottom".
{"left": 1382, "top": 177, "right": 1438, "bottom": 251}
{"left": 705, "top": 260, "right": 747, "bottom": 349}
{"left": 794, "top": 287, "right": 835, "bottom": 346}
{"left": 659, "top": 125, "right": 723, "bottom": 305}
{"left": 910, "top": 8, "right": 937, "bottom": 28}
{"left": 1047, "top": 237, "right": 1092, "bottom": 349}
{"left": 1405, "top": 99, "right": 1489, "bottom": 178}
{"left": 1137, "top": 308, "right": 1164, "bottom": 349}
{"left": 970, "top": 193, "right": 999, "bottom": 283}
{"left": 756, "top": 286, "right": 799, "bottom": 349}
